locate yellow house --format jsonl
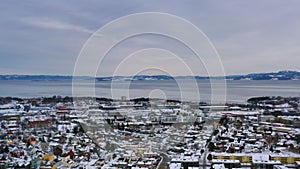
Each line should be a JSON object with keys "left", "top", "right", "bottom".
{"left": 43, "top": 154, "right": 55, "bottom": 161}
{"left": 269, "top": 155, "right": 300, "bottom": 164}
{"left": 213, "top": 153, "right": 252, "bottom": 163}
{"left": 30, "top": 140, "right": 36, "bottom": 145}
{"left": 7, "top": 141, "right": 13, "bottom": 145}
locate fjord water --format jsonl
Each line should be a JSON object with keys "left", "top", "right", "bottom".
{"left": 0, "top": 80, "right": 300, "bottom": 103}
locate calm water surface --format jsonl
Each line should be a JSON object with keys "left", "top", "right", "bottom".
{"left": 0, "top": 80, "right": 300, "bottom": 103}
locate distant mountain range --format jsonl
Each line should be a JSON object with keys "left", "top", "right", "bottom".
{"left": 1, "top": 70, "right": 300, "bottom": 81}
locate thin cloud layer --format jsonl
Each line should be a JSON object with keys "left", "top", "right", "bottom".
{"left": 21, "top": 17, "right": 94, "bottom": 34}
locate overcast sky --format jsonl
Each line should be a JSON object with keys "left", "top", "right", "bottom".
{"left": 1, "top": 0, "right": 300, "bottom": 76}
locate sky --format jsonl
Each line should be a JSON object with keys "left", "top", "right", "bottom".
{"left": 1, "top": 0, "right": 300, "bottom": 76}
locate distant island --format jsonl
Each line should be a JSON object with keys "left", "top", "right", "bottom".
{"left": 1, "top": 70, "right": 300, "bottom": 81}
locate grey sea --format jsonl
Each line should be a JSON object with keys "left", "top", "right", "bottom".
{"left": 1, "top": 80, "right": 300, "bottom": 103}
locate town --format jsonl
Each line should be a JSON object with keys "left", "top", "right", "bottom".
{"left": 0, "top": 96, "right": 300, "bottom": 169}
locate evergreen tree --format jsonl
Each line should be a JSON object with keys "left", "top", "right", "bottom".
{"left": 207, "top": 154, "right": 213, "bottom": 161}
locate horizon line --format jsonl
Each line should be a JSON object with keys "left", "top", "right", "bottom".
{"left": 0, "top": 69, "right": 299, "bottom": 78}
